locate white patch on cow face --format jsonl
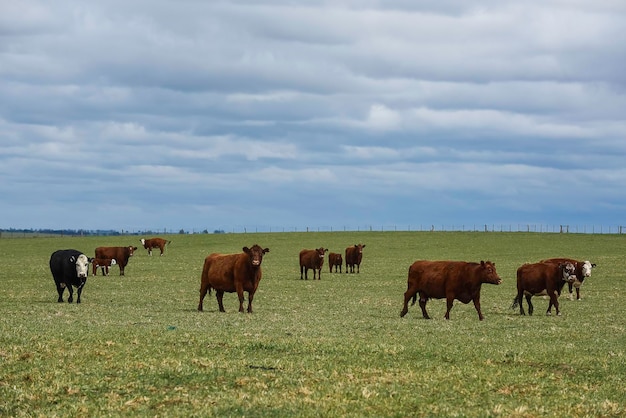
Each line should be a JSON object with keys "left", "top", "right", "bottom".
{"left": 75, "top": 254, "right": 90, "bottom": 278}
{"left": 581, "top": 261, "right": 593, "bottom": 277}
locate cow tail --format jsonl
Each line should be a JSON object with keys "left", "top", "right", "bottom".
{"left": 510, "top": 296, "right": 519, "bottom": 310}
{"left": 411, "top": 294, "right": 417, "bottom": 306}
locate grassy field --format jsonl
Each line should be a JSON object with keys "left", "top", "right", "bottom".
{"left": 0, "top": 231, "right": 624, "bottom": 417}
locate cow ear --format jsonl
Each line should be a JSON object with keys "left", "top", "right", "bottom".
{"left": 69, "top": 256, "right": 76, "bottom": 263}
{"left": 480, "top": 260, "right": 485, "bottom": 267}
{"left": 592, "top": 263, "right": 597, "bottom": 267}
{"left": 263, "top": 248, "right": 270, "bottom": 254}
{"left": 243, "top": 246, "right": 250, "bottom": 253}
{"left": 362, "top": 245, "right": 366, "bottom": 248}
{"left": 88, "top": 257, "right": 94, "bottom": 263}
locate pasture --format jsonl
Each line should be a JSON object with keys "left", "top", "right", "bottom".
{"left": 1, "top": 231, "right": 624, "bottom": 417}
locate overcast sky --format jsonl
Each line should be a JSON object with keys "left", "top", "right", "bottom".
{"left": 1, "top": 1, "right": 625, "bottom": 232}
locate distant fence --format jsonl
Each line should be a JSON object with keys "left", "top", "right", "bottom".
{"left": 2, "top": 224, "right": 626, "bottom": 238}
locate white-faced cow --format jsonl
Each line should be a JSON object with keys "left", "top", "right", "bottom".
{"left": 513, "top": 262, "right": 577, "bottom": 316}
{"left": 49, "top": 249, "right": 93, "bottom": 303}
{"left": 198, "top": 244, "right": 270, "bottom": 313}
{"left": 140, "top": 237, "right": 171, "bottom": 256}
{"left": 345, "top": 244, "right": 365, "bottom": 273}
{"left": 540, "top": 258, "right": 596, "bottom": 300}
{"left": 92, "top": 258, "right": 117, "bottom": 276}
{"left": 299, "top": 247, "right": 328, "bottom": 280}
{"left": 401, "top": 260, "right": 502, "bottom": 320}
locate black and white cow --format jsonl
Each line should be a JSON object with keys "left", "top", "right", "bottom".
{"left": 540, "top": 258, "right": 596, "bottom": 300}
{"left": 49, "top": 249, "right": 92, "bottom": 303}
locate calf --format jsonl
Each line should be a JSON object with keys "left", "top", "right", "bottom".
{"left": 300, "top": 247, "right": 328, "bottom": 280}
{"left": 328, "top": 252, "right": 343, "bottom": 273}
{"left": 400, "top": 260, "right": 502, "bottom": 320}
{"left": 513, "top": 262, "right": 577, "bottom": 316}
{"left": 92, "top": 258, "right": 117, "bottom": 276}
{"left": 345, "top": 244, "right": 366, "bottom": 273}
{"left": 49, "top": 249, "right": 93, "bottom": 303}
{"left": 95, "top": 246, "right": 137, "bottom": 276}
{"left": 198, "top": 244, "right": 270, "bottom": 313}
{"left": 540, "top": 258, "right": 596, "bottom": 300}
{"left": 140, "top": 237, "right": 171, "bottom": 256}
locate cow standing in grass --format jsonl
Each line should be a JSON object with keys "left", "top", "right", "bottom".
{"left": 345, "top": 244, "right": 365, "bottom": 273}
{"left": 300, "top": 247, "right": 328, "bottom": 280}
{"left": 540, "top": 258, "right": 596, "bottom": 300}
{"left": 328, "top": 252, "right": 343, "bottom": 273}
{"left": 401, "top": 260, "right": 502, "bottom": 320}
{"left": 513, "top": 262, "right": 577, "bottom": 316}
{"left": 49, "top": 249, "right": 93, "bottom": 303}
{"left": 198, "top": 245, "right": 270, "bottom": 313}
{"left": 95, "top": 246, "right": 137, "bottom": 276}
{"left": 92, "top": 258, "right": 116, "bottom": 276}
{"left": 140, "top": 237, "right": 171, "bottom": 256}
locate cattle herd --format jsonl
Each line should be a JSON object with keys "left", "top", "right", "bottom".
{"left": 48, "top": 238, "right": 596, "bottom": 320}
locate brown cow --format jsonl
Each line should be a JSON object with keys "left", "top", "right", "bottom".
{"left": 400, "top": 260, "right": 502, "bottom": 320}
{"left": 345, "top": 244, "right": 365, "bottom": 273}
{"left": 299, "top": 248, "right": 328, "bottom": 280}
{"left": 198, "top": 244, "right": 270, "bottom": 313}
{"left": 91, "top": 257, "right": 117, "bottom": 276}
{"left": 94, "top": 246, "right": 137, "bottom": 276}
{"left": 140, "top": 237, "right": 171, "bottom": 256}
{"left": 540, "top": 258, "right": 596, "bottom": 300}
{"left": 328, "top": 252, "right": 343, "bottom": 273}
{"left": 513, "top": 262, "right": 577, "bottom": 316}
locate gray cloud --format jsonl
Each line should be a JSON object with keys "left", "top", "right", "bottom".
{"left": 1, "top": 0, "right": 625, "bottom": 231}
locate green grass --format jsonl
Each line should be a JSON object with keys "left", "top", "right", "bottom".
{"left": 1, "top": 232, "right": 624, "bottom": 417}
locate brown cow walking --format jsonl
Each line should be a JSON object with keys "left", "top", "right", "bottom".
{"left": 328, "top": 252, "right": 343, "bottom": 273}
{"left": 140, "top": 237, "right": 171, "bottom": 256}
{"left": 513, "top": 262, "right": 577, "bottom": 316}
{"left": 94, "top": 246, "right": 137, "bottom": 276}
{"left": 300, "top": 248, "right": 328, "bottom": 280}
{"left": 345, "top": 244, "right": 365, "bottom": 273}
{"left": 401, "top": 260, "right": 502, "bottom": 320}
{"left": 198, "top": 244, "right": 270, "bottom": 313}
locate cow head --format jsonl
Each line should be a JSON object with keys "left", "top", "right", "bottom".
{"left": 128, "top": 246, "right": 138, "bottom": 256}
{"left": 354, "top": 244, "right": 366, "bottom": 253}
{"left": 140, "top": 238, "right": 146, "bottom": 248}
{"left": 559, "top": 262, "right": 578, "bottom": 284}
{"left": 316, "top": 247, "right": 328, "bottom": 259}
{"left": 480, "top": 260, "right": 502, "bottom": 285}
{"left": 243, "top": 245, "right": 270, "bottom": 267}
{"left": 71, "top": 253, "right": 91, "bottom": 279}
{"left": 581, "top": 260, "right": 596, "bottom": 278}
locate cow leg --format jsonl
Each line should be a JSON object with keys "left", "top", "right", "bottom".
{"left": 419, "top": 293, "right": 431, "bottom": 319}
{"left": 357, "top": 264, "right": 360, "bottom": 274}
{"left": 148, "top": 248, "right": 152, "bottom": 256}
{"left": 444, "top": 296, "right": 454, "bottom": 320}
{"left": 576, "top": 287, "right": 581, "bottom": 300}
{"left": 548, "top": 291, "right": 560, "bottom": 316}
{"left": 400, "top": 288, "right": 416, "bottom": 317}
{"left": 76, "top": 285, "right": 84, "bottom": 304}
{"left": 216, "top": 291, "right": 226, "bottom": 312}
{"left": 247, "top": 291, "right": 254, "bottom": 313}
{"left": 525, "top": 294, "right": 533, "bottom": 315}
{"left": 300, "top": 265, "right": 304, "bottom": 280}
{"left": 198, "top": 283, "right": 209, "bottom": 311}
{"left": 120, "top": 265, "right": 125, "bottom": 276}
{"left": 472, "top": 296, "right": 484, "bottom": 321}
{"left": 236, "top": 289, "right": 246, "bottom": 313}
{"left": 67, "top": 286, "right": 74, "bottom": 303}
{"left": 515, "top": 291, "right": 525, "bottom": 315}
{"left": 55, "top": 282, "right": 65, "bottom": 303}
